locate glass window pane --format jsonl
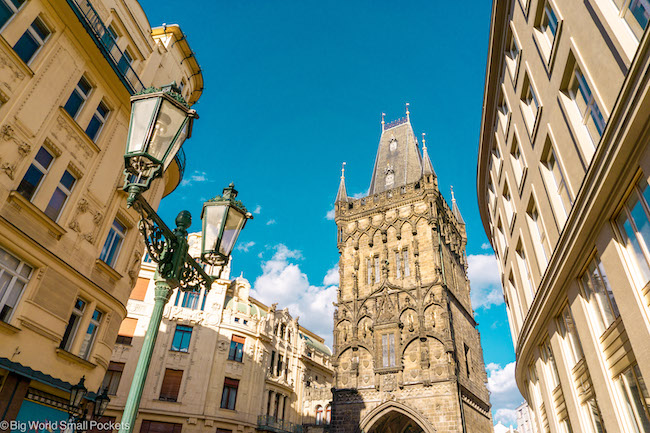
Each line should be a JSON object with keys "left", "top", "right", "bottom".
{"left": 35, "top": 147, "right": 53, "bottom": 168}
{"left": 0, "top": 1, "right": 13, "bottom": 30}
{"left": 44, "top": 188, "right": 67, "bottom": 220}
{"left": 86, "top": 115, "right": 102, "bottom": 141}
{"left": 630, "top": 0, "right": 650, "bottom": 30}
{"left": 64, "top": 91, "right": 84, "bottom": 118}
{"left": 13, "top": 31, "right": 39, "bottom": 64}
{"left": 32, "top": 18, "right": 50, "bottom": 40}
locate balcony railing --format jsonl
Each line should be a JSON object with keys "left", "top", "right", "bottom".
{"left": 174, "top": 147, "right": 186, "bottom": 183}
{"left": 66, "top": 0, "right": 144, "bottom": 94}
{"left": 258, "top": 415, "right": 304, "bottom": 433}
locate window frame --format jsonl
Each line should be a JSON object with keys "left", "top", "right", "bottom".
{"left": 78, "top": 307, "right": 103, "bottom": 360}
{"left": 228, "top": 334, "right": 245, "bottom": 362}
{"left": 13, "top": 16, "right": 51, "bottom": 65}
{"left": 541, "top": 134, "right": 572, "bottom": 227}
{"left": 16, "top": 146, "right": 54, "bottom": 202}
{"left": 171, "top": 324, "right": 193, "bottom": 353}
{"left": 557, "top": 304, "right": 584, "bottom": 368}
{"left": 44, "top": 169, "right": 76, "bottom": 222}
{"left": 614, "top": 0, "right": 650, "bottom": 40}
{"left": 101, "top": 361, "right": 124, "bottom": 395}
{"left": 520, "top": 73, "right": 542, "bottom": 136}
{"left": 220, "top": 377, "right": 239, "bottom": 410}
{"left": 615, "top": 176, "right": 650, "bottom": 287}
{"left": 85, "top": 100, "right": 110, "bottom": 142}
{"left": 0, "top": 0, "right": 26, "bottom": 32}
{"left": 60, "top": 298, "right": 87, "bottom": 352}
{"left": 99, "top": 218, "right": 127, "bottom": 268}
{"left": 579, "top": 255, "right": 620, "bottom": 336}
{"left": 0, "top": 247, "right": 33, "bottom": 323}
{"left": 63, "top": 76, "right": 93, "bottom": 120}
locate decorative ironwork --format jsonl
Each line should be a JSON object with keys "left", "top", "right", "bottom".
{"left": 384, "top": 116, "right": 408, "bottom": 130}
{"left": 128, "top": 192, "right": 212, "bottom": 290}
{"left": 257, "top": 415, "right": 304, "bottom": 433}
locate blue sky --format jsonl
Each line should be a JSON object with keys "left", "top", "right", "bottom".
{"left": 142, "top": 0, "right": 522, "bottom": 426}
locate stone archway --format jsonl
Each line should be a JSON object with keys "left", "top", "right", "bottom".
{"left": 360, "top": 401, "right": 435, "bottom": 433}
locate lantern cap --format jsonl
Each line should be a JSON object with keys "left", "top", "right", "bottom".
{"left": 203, "top": 183, "right": 252, "bottom": 219}
{"left": 133, "top": 82, "right": 194, "bottom": 110}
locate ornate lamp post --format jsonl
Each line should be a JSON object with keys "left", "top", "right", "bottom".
{"left": 118, "top": 85, "right": 252, "bottom": 433}
{"left": 66, "top": 377, "right": 111, "bottom": 432}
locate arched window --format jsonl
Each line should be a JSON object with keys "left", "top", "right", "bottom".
{"left": 315, "top": 405, "right": 323, "bottom": 425}
{"left": 325, "top": 405, "right": 331, "bottom": 424}
{"left": 280, "top": 324, "right": 286, "bottom": 339}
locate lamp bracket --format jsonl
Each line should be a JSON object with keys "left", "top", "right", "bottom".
{"left": 129, "top": 192, "right": 212, "bottom": 293}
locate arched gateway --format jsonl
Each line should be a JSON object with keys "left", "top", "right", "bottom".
{"left": 360, "top": 401, "right": 435, "bottom": 433}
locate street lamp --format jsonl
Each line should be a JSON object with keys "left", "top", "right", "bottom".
{"left": 68, "top": 377, "right": 87, "bottom": 410}
{"left": 118, "top": 84, "right": 251, "bottom": 433}
{"left": 93, "top": 388, "right": 110, "bottom": 418}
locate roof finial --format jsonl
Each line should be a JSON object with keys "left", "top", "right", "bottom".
{"left": 422, "top": 133, "right": 427, "bottom": 150}
{"left": 406, "top": 103, "right": 410, "bottom": 122}
{"left": 341, "top": 162, "right": 346, "bottom": 179}
{"left": 451, "top": 185, "right": 456, "bottom": 203}
{"left": 381, "top": 112, "right": 385, "bottom": 131}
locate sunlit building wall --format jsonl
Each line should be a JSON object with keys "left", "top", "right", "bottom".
{"left": 478, "top": 0, "right": 650, "bottom": 431}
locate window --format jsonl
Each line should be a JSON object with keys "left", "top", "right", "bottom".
{"left": 568, "top": 67, "right": 606, "bottom": 148}
{"left": 78, "top": 308, "right": 102, "bottom": 359}
{"left": 403, "top": 249, "right": 410, "bottom": 277}
{"left": 529, "top": 364, "right": 544, "bottom": 410}
{"left": 366, "top": 257, "right": 372, "bottom": 285}
{"left": 139, "top": 421, "right": 182, "bottom": 433}
{"left": 491, "top": 145, "right": 502, "bottom": 176}
{"left": 228, "top": 335, "right": 245, "bottom": 362}
{"left": 0, "top": 0, "right": 25, "bottom": 29}
{"left": 616, "top": 178, "right": 650, "bottom": 284}
{"left": 44, "top": 170, "right": 76, "bottom": 221}
{"left": 580, "top": 257, "right": 619, "bottom": 335}
{"left": 615, "top": 364, "right": 650, "bottom": 431}
{"left": 464, "top": 344, "right": 471, "bottom": 377}
{"left": 488, "top": 178, "right": 496, "bottom": 212}
{"left": 220, "top": 377, "right": 239, "bottom": 410}
{"left": 181, "top": 290, "right": 199, "bottom": 309}
{"left": 316, "top": 405, "right": 323, "bottom": 425}
{"left": 516, "top": 242, "right": 535, "bottom": 300}
{"left": 538, "top": 1, "right": 559, "bottom": 51}
{"left": 497, "top": 91, "right": 510, "bottom": 134}
{"left": 325, "top": 405, "right": 331, "bottom": 424}
{"left": 60, "top": 298, "right": 86, "bottom": 351}
{"left": 159, "top": 368, "right": 183, "bottom": 402}
{"left": 503, "top": 182, "right": 515, "bottom": 227}
{"left": 270, "top": 350, "right": 275, "bottom": 372}
{"left": 116, "top": 317, "right": 136, "bottom": 345}
{"left": 510, "top": 136, "right": 525, "bottom": 186}
{"left": 17, "top": 147, "right": 54, "bottom": 201}
{"left": 0, "top": 247, "right": 32, "bottom": 322}
{"left": 171, "top": 325, "right": 192, "bottom": 352}
{"left": 101, "top": 24, "right": 118, "bottom": 51}
{"left": 374, "top": 256, "right": 380, "bottom": 282}
{"left": 583, "top": 396, "right": 606, "bottom": 433}
{"left": 505, "top": 26, "right": 520, "bottom": 79}
{"left": 85, "top": 100, "right": 109, "bottom": 142}
{"left": 542, "top": 142, "right": 572, "bottom": 225}
{"left": 614, "top": 0, "right": 650, "bottom": 39}
{"left": 13, "top": 17, "right": 50, "bottom": 64}
{"left": 100, "top": 219, "right": 126, "bottom": 267}
{"left": 276, "top": 354, "right": 283, "bottom": 376}
{"left": 395, "top": 250, "right": 401, "bottom": 278}
{"left": 527, "top": 198, "right": 551, "bottom": 269}
{"left": 540, "top": 339, "right": 560, "bottom": 389}
{"left": 507, "top": 273, "right": 524, "bottom": 330}
{"left": 521, "top": 76, "right": 540, "bottom": 133}
{"left": 101, "top": 362, "right": 124, "bottom": 395}
{"left": 496, "top": 218, "right": 507, "bottom": 257}
{"left": 64, "top": 76, "right": 92, "bottom": 119}
{"left": 117, "top": 50, "right": 133, "bottom": 74}
{"left": 381, "top": 333, "right": 396, "bottom": 368}
{"left": 557, "top": 305, "right": 583, "bottom": 367}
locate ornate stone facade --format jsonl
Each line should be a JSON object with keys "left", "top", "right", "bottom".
{"left": 331, "top": 112, "right": 492, "bottom": 432}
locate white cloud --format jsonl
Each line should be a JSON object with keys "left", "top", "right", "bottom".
{"left": 253, "top": 205, "right": 262, "bottom": 215}
{"left": 251, "top": 245, "right": 337, "bottom": 347}
{"left": 236, "top": 241, "right": 255, "bottom": 252}
{"left": 180, "top": 170, "right": 209, "bottom": 187}
{"left": 266, "top": 219, "right": 276, "bottom": 225}
{"left": 325, "top": 208, "right": 336, "bottom": 220}
{"left": 481, "top": 242, "right": 491, "bottom": 250}
{"left": 487, "top": 362, "right": 524, "bottom": 427}
{"left": 467, "top": 254, "right": 503, "bottom": 309}
{"left": 323, "top": 265, "right": 339, "bottom": 286}
{"left": 351, "top": 189, "right": 368, "bottom": 199}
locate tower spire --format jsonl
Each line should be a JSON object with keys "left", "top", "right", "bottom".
{"left": 451, "top": 186, "right": 465, "bottom": 225}
{"left": 421, "top": 132, "right": 436, "bottom": 177}
{"left": 336, "top": 162, "right": 348, "bottom": 202}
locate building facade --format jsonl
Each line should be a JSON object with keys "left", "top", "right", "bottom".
{"left": 478, "top": 0, "right": 650, "bottom": 432}
{"left": 331, "top": 111, "right": 492, "bottom": 433}
{"left": 0, "top": 0, "right": 202, "bottom": 424}
{"left": 102, "top": 233, "right": 334, "bottom": 433}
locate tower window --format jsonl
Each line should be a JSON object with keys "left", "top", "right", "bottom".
{"left": 381, "top": 333, "right": 396, "bottom": 367}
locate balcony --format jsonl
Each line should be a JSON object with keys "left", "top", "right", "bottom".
{"left": 258, "top": 415, "right": 303, "bottom": 433}
{"left": 65, "top": 0, "right": 144, "bottom": 94}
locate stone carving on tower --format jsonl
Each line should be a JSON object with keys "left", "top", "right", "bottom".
{"left": 330, "top": 106, "right": 492, "bottom": 433}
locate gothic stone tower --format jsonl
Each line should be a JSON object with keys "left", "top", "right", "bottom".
{"left": 331, "top": 109, "right": 492, "bottom": 433}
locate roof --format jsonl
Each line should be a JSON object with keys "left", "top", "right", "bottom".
{"left": 299, "top": 332, "right": 332, "bottom": 356}
{"left": 368, "top": 119, "right": 423, "bottom": 195}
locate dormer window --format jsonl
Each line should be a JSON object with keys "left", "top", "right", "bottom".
{"left": 389, "top": 137, "right": 398, "bottom": 151}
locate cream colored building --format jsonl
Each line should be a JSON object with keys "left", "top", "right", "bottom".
{"left": 102, "top": 233, "right": 334, "bottom": 433}
{"left": 478, "top": 0, "right": 650, "bottom": 432}
{"left": 0, "top": 0, "right": 202, "bottom": 424}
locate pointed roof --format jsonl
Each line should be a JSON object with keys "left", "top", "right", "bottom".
{"left": 368, "top": 104, "right": 423, "bottom": 195}
{"left": 421, "top": 133, "right": 436, "bottom": 177}
{"left": 451, "top": 186, "right": 466, "bottom": 225}
{"left": 336, "top": 162, "right": 348, "bottom": 202}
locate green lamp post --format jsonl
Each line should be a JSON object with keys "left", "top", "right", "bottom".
{"left": 117, "top": 84, "right": 251, "bottom": 433}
